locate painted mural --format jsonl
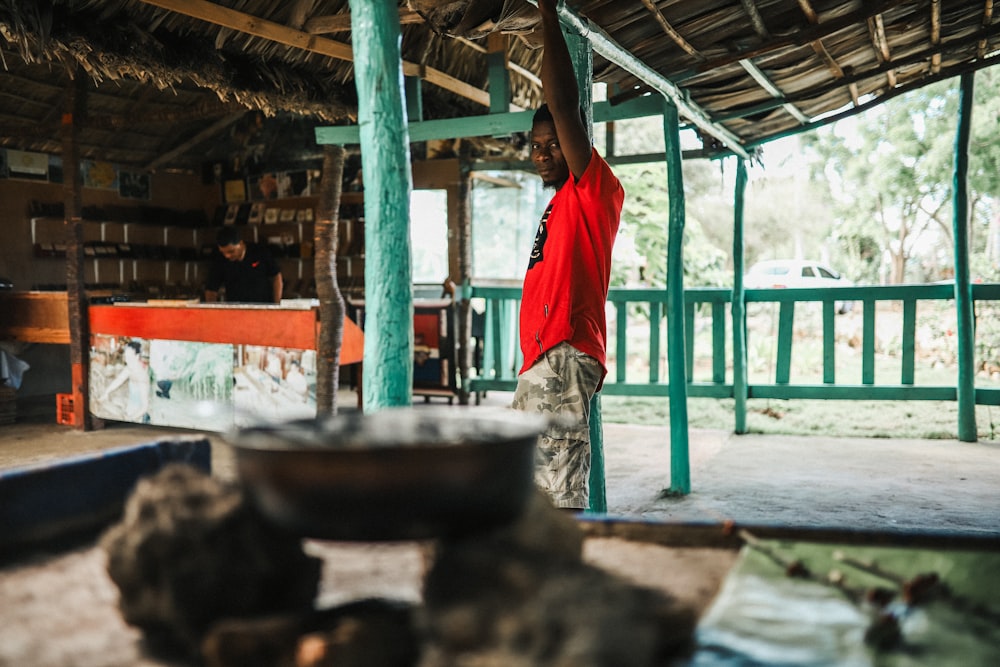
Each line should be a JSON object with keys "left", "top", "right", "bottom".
{"left": 148, "top": 339, "right": 235, "bottom": 431}
{"left": 234, "top": 345, "right": 316, "bottom": 427}
{"left": 90, "top": 336, "right": 317, "bottom": 431}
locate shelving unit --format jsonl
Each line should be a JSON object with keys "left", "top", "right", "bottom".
{"left": 244, "top": 192, "right": 365, "bottom": 299}
{"left": 28, "top": 191, "right": 366, "bottom": 300}
{"left": 30, "top": 217, "right": 210, "bottom": 298}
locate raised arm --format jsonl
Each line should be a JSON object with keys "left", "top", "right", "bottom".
{"left": 537, "top": 0, "right": 592, "bottom": 180}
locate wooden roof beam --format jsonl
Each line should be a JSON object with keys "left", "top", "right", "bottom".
{"left": 303, "top": 8, "right": 425, "bottom": 34}
{"left": 978, "top": 0, "right": 995, "bottom": 59}
{"left": 674, "top": 0, "right": 910, "bottom": 82}
{"left": 638, "top": 0, "right": 704, "bottom": 61}
{"left": 867, "top": 13, "right": 897, "bottom": 88}
{"left": 452, "top": 36, "right": 542, "bottom": 87}
{"left": 740, "top": 0, "right": 771, "bottom": 38}
{"left": 145, "top": 112, "right": 245, "bottom": 172}
{"left": 795, "top": 0, "right": 854, "bottom": 106}
{"left": 137, "top": 0, "right": 491, "bottom": 108}
{"left": 739, "top": 59, "right": 810, "bottom": 124}
{"left": 930, "top": 0, "right": 942, "bottom": 73}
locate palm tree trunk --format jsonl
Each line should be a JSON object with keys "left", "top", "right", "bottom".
{"left": 315, "top": 145, "right": 346, "bottom": 416}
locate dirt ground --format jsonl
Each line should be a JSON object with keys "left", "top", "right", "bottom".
{"left": 3, "top": 390, "right": 1000, "bottom": 535}
{"left": 2, "top": 391, "right": 999, "bottom": 666}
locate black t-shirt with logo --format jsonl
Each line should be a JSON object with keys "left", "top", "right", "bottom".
{"left": 206, "top": 243, "right": 280, "bottom": 303}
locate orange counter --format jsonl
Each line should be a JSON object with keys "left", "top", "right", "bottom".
{"left": 88, "top": 302, "right": 363, "bottom": 431}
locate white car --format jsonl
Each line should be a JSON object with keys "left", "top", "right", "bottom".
{"left": 743, "top": 259, "right": 854, "bottom": 312}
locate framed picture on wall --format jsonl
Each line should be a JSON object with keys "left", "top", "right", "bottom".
{"left": 224, "top": 178, "right": 247, "bottom": 203}
{"left": 119, "top": 171, "right": 151, "bottom": 200}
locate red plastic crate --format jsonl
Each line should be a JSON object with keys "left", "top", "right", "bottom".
{"left": 56, "top": 393, "right": 76, "bottom": 426}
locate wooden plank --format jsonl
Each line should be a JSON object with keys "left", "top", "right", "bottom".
{"left": 0, "top": 292, "right": 70, "bottom": 344}
{"left": 138, "top": 0, "right": 489, "bottom": 107}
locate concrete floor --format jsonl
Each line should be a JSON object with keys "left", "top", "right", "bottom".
{"left": 3, "top": 391, "right": 1000, "bottom": 537}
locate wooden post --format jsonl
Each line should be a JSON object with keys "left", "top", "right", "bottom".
{"left": 953, "top": 72, "right": 977, "bottom": 442}
{"left": 663, "top": 98, "right": 690, "bottom": 495}
{"left": 315, "top": 145, "right": 346, "bottom": 416}
{"left": 732, "top": 158, "right": 749, "bottom": 434}
{"left": 62, "top": 74, "right": 90, "bottom": 430}
{"left": 454, "top": 146, "right": 473, "bottom": 405}
{"left": 349, "top": 0, "right": 414, "bottom": 411}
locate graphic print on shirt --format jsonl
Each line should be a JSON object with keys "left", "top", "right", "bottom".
{"left": 528, "top": 203, "right": 553, "bottom": 270}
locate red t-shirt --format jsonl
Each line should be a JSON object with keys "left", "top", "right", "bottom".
{"left": 519, "top": 148, "right": 624, "bottom": 379}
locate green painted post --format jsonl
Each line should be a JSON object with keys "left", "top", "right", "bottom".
{"left": 732, "top": 159, "right": 748, "bottom": 433}
{"left": 902, "top": 299, "right": 916, "bottom": 384}
{"left": 862, "top": 299, "right": 875, "bottom": 384}
{"left": 350, "top": 0, "right": 414, "bottom": 411}
{"left": 649, "top": 301, "right": 662, "bottom": 383}
{"left": 953, "top": 72, "right": 977, "bottom": 442}
{"left": 487, "top": 34, "right": 511, "bottom": 115}
{"left": 663, "top": 98, "right": 690, "bottom": 495}
{"left": 562, "top": 23, "right": 606, "bottom": 514}
{"left": 822, "top": 301, "right": 835, "bottom": 384}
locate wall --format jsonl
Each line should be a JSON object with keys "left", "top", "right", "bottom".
{"left": 0, "top": 172, "right": 218, "bottom": 291}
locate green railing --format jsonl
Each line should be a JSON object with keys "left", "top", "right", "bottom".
{"left": 468, "top": 283, "right": 1000, "bottom": 413}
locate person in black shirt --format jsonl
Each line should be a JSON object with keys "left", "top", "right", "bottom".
{"left": 204, "top": 226, "right": 283, "bottom": 304}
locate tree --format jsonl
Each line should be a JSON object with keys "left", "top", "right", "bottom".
{"left": 802, "top": 71, "right": 1000, "bottom": 284}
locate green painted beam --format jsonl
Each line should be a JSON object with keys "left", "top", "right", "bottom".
{"left": 350, "top": 0, "right": 414, "bottom": 411}
{"left": 316, "top": 94, "right": 666, "bottom": 146}
{"left": 953, "top": 72, "right": 977, "bottom": 442}
{"left": 750, "top": 385, "right": 958, "bottom": 401}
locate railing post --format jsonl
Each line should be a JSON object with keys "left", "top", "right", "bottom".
{"left": 663, "top": 97, "right": 690, "bottom": 495}
{"left": 953, "top": 72, "right": 977, "bottom": 442}
{"left": 732, "top": 159, "right": 749, "bottom": 433}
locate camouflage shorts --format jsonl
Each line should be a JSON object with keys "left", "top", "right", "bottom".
{"left": 511, "top": 342, "right": 603, "bottom": 509}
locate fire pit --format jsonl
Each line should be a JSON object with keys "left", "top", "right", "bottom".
{"left": 229, "top": 407, "right": 546, "bottom": 541}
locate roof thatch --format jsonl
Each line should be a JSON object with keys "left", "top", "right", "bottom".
{"left": 0, "top": 1, "right": 997, "bottom": 173}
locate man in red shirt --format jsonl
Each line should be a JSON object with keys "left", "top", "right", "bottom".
{"left": 512, "top": 0, "right": 624, "bottom": 510}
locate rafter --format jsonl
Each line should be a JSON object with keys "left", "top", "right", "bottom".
{"left": 638, "top": 0, "right": 704, "bottom": 61}
{"left": 978, "top": 0, "right": 995, "bottom": 59}
{"left": 795, "top": 0, "right": 853, "bottom": 107}
{"left": 867, "top": 13, "right": 897, "bottom": 87}
{"left": 137, "top": 0, "right": 492, "bottom": 108}
{"left": 145, "top": 112, "right": 245, "bottom": 172}
{"left": 739, "top": 0, "right": 770, "bottom": 38}
{"left": 930, "top": 0, "right": 941, "bottom": 73}
{"left": 304, "top": 8, "right": 425, "bottom": 34}
{"left": 676, "top": 0, "right": 910, "bottom": 81}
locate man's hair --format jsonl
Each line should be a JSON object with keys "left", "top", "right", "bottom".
{"left": 216, "top": 226, "right": 242, "bottom": 247}
{"left": 532, "top": 103, "right": 588, "bottom": 128}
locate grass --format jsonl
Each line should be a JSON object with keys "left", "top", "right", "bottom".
{"left": 599, "top": 395, "right": 1000, "bottom": 441}
{"left": 601, "top": 303, "right": 1000, "bottom": 441}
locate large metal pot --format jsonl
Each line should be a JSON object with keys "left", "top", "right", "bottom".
{"left": 229, "top": 407, "right": 545, "bottom": 541}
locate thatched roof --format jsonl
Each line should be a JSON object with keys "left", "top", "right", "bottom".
{"left": 0, "top": 1, "right": 997, "bottom": 173}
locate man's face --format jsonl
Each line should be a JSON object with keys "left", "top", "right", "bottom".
{"left": 218, "top": 242, "right": 245, "bottom": 262}
{"left": 531, "top": 119, "right": 569, "bottom": 189}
